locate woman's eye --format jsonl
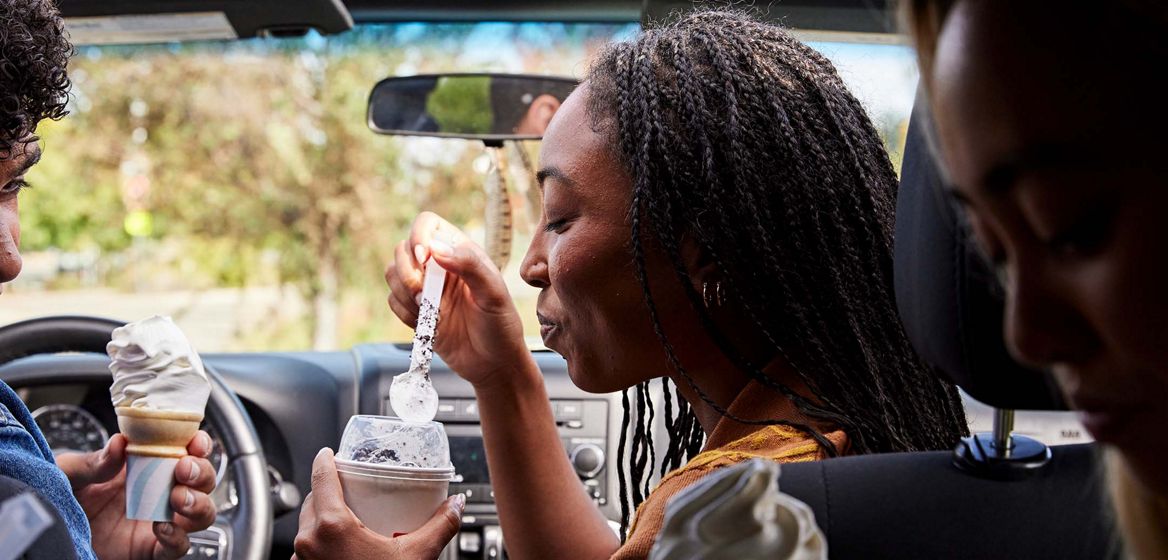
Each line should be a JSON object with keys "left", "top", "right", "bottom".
{"left": 1, "top": 179, "right": 31, "bottom": 195}
{"left": 544, "top": 218, "right": 569, "bottom": 233}
{"left": 1044, "top": 205, "right": 1115, "bottom": 259}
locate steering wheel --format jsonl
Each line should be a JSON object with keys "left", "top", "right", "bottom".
{"left": 0, "top": 316, "right": 272, "bottom": 560}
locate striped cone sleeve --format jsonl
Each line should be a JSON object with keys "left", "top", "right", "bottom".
{"left": 125, "top": 454, "right": 180, "bottom": 521}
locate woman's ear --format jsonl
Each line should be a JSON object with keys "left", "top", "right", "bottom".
{"left": 678, "top": 235, "right": 720, "bottom": 293}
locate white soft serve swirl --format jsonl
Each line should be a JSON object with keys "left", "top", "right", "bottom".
{"left": 650, "top": 459, "right": 827, "bottom": 560}
{"left": 108, "top": 315, "right": 210, "bottom": 414}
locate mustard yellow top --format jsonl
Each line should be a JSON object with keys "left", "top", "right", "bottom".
{"left": 610, "top": 380, "right": 848, "bottom": 560}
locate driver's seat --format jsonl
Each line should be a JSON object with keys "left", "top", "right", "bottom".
{"left": 776, "top": 103, "right": 1120, "bottom": 559}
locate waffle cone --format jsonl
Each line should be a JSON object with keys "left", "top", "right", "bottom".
{"left": 116, "top": 407, "right": 203, "bottom": 458}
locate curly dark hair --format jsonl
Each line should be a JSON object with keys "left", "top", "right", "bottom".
{"left": 585, "top": 10, "right": 969, "bottom": 532}
{"left": 0, "top": 0, "right": 72, "bottom": 159}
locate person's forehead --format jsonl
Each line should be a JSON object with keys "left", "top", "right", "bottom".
{"left": 541, "top": 87, "right": 591, "bottom": 152}
{"left": 932, "top": 1, "right": 1156, "bottom": 191}
{"left": 0, "top": 139, "right": 41, "bottom": 173}
{"left": 539, "top": 85, "right": 611, "bottom": 176}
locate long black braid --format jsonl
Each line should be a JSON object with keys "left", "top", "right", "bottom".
{"left": 590, "top": 10, "right": 970, "bottom": 535}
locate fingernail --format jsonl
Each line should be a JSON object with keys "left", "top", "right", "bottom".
{"left": 415, "top": 292, "right": 424, "bottom": 305}
{"left": 184, "top": 489, "right": 194, "bottom": 509}
{"left": 186, "top": 460, "right": 200, "bottom": 483}
{"left": 316, "top": 447, "right": 332, "bottom": 460}
{"left": 450, "top": 493, "right": 466, "bottom": 512}
{"left": 414, "top": 244, "right": 427, "bottom": 264}
{"left": 199, "top": 432, "right": 213, "bottom": 455}
{"left": 159, "top": 522, "right": 174, "bottom": 535}
{"left": 430, "top": 239, "right": 453, "bottom": 258}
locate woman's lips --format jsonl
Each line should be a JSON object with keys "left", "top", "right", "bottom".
{"left": 1078, "top": 409, "right": 1130, "bottom": 443}
{"left": 536, "top": 312, "right": 560, "bottom": 343}
{"left": 1072, "top": 397, "right": 1143, "bottom": 444}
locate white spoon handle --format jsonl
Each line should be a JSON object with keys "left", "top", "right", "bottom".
{"left": 409, "top": 259, "right": 446, "bottom": 373}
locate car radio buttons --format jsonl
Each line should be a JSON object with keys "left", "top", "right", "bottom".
{"left": 570, "top": 443, "right": 605, "bottom": 479}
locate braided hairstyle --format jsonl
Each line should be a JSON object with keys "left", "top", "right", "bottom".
{"left": 0, "top": 0, "right": 73, "bottom": 159}
{"left": 585, "top": 10, "right": 969, "bottom": 532}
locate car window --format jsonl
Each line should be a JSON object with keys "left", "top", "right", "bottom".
{"left": 4, "top": 25, "right": 918, "bottom": 351}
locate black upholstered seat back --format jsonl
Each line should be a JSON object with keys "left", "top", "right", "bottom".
{"left": 893, "top": 104, "right": 1065, "bottom": 411}
{"left": 780, "top": 444, "right": 1117, "bottom": 559}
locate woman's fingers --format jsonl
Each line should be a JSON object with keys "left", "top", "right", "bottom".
{"left": 429, "top": 239, "right": 512, "bottom": 310}
{"left": 168, "top": 485, "right": 216, "bottom": 533}
{"left": 407, "top": 212, "right": 444, "bottom": 265}
{"left": 387, "top": 241, "right": 421, "bottom": 327}
{"left": 388, "top": 292, "right": 418, "bottom": 329}
{"left": 408, "top": 212, "right": 471, "bottom": 265}
{"left": 390, "top": 240, "right": 425, "bottom": 294}
{"left": 151, "top": 521, "right": 192, "bottom": 560}
{"left": 395, "top": 494, "right": 466, "bottom": 560}
{"left": 174, "top": 455, "right": 216, "bottom": 495}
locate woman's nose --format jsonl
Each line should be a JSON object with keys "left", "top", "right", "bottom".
{"left": 1002, "top": 259, "right": 1097, "bottom": 368}
{"left": 520, "top": 233, "right": 550, "bottom": 289}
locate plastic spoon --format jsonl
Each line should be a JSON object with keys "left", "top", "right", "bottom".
{"left": 389, "top": 257, "right": 445, "bottom": 422}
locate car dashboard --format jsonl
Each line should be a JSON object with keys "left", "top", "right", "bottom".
{"left": 2, "top": 344, "right": 620, "bottom": 559}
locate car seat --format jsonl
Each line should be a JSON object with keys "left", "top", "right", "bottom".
{"left": 776, "top": 102, "right": 1120, "bottom": 559}
{"left": 0, "top": 475, "right": 78, "bottom": 559}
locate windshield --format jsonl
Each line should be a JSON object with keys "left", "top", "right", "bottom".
{"left": 3, "top": 23, "right": 918, "bottom": 352}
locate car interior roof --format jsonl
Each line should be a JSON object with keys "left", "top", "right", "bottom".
{"left": 58, "top": 0, "right": 898, "bottom": 39}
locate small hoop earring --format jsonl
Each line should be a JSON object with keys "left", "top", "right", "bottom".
{"left": 703, "top": 280, "right": 724, "bottom": 308}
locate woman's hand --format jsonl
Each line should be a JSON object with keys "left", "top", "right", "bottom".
{"left": 386, "top": 212, "right": 534, "bottom": 389}
{"left": 291, "top": 448, "right": 465, "bottom": 560}
{"left": 57, "top": 432, "right": 218, "bottom": 560}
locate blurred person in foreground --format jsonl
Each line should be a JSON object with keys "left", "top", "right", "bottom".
{"left": 0, "top": 1, "right": 216, "bottom": 558}
{"left": 904, "top": 1, "right": 1168, "bottom": 557}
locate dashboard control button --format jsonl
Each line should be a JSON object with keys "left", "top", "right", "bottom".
{"left": 570, "top": 443, "right": 605, "bottom": 479}
{"left": 435, "top": 400, "right": 458, "bottom": 421}
{"left": 554, "top": 401, "right": 583, "bottom": 421}
{"left": 456, "top": 399, "right": 479, "bottom": 420}
{"left": 459, "top": 531, "right": 482, "bottom": 554}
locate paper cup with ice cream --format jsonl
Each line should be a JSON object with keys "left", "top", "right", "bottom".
{"left": 108, "top": 315, "right": 211, "bottom": 522}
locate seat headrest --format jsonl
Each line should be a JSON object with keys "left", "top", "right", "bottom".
{"left": 893, "top": 102, "right": 1066, "bottom": 411}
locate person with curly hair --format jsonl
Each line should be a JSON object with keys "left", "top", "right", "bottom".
{"left": 0, "top": 1, "right": 217, "bottom": 558}
{"left": 294, "top": 9, "right": 969, "bottom": 560}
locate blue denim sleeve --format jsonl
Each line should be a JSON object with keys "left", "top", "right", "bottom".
{"left": 0, "top": 382, "right": 97, "bottom": 560}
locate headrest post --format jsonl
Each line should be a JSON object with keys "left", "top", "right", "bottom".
{"left": 954, "top": 407, "right": 1050, "bottom": 480}
{"left": 991, "top": 409, "right": 1015, "bottom": 455}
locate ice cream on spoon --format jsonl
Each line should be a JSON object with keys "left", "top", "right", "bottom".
{"left": 389, "top": 255, "right": 445, "bottom": 423}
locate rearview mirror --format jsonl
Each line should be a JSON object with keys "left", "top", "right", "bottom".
{"left": 367, "top": 73, "right": 577, "bottom": 141}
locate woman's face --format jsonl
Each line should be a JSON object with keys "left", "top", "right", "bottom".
{"left": 0, "top": 139, "right": 35, "bottom": 284}
{"left": 930, "top": 0, "right": 1168, "bottom": 491}
{"left": 521, "top": 84, "right": 709, "bottom": 393}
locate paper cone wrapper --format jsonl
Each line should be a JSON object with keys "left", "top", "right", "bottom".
{"left": 116, "top": 407, "right": 204, "bottom": 521}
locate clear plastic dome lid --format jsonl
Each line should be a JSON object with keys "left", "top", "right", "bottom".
{"left": 337, "top": 415, "right": 452, "bottom": 470}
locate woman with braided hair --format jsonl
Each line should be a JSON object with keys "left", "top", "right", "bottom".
{"left": 293, "top": 9, "right": 968, "bottom": 560}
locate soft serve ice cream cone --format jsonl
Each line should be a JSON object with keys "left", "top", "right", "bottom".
{"left": 108, "top": 315, "right": 211, "bottom": 521}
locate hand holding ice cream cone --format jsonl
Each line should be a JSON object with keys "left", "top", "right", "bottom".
{"left": 108, "top": 315, "right": 212, "bottom": 521}
{"left": 58, "top": 431, "right": 218, "bottom": 560}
